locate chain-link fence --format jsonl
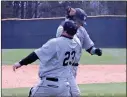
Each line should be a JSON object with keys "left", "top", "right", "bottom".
{"left": 1, "top": 1, "right": 126, "bottom": 19}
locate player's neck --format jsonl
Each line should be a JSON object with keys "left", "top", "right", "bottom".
{"left": 61, "top": 32, "right": 73, "bottom": 39}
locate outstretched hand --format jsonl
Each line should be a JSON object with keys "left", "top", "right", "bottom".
{"left": 13, "top": 62, "right": 22, "bottom": 72}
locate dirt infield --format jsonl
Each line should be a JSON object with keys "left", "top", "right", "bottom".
{"left": 2, "top": 65, "right": 126, "bottom": 88}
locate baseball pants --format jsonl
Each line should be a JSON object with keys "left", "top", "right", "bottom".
{"left": 68, "top": 76, "right": 80, "bottom": 97}
{"left": 29, "top": 77, "right": 70, "bottom": 97}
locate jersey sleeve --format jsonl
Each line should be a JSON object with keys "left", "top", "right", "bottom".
{"left": 76, "top": 27, "right": 94, "bottom": 50}
{"left": 56, "top": 25, "right": 63, "bottom": 37}
{"left": 34, "top": 39, "right": 56, "bottom": 64}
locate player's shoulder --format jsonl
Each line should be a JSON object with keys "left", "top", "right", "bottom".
{"left": 55, "top": 36, "right": 64, "bottom": 41}
{"left": 77, "top": 26, "right": 88, "bottom": 36}
{"left": 46, "top": 38, "right": 57, "bottom": 46}
{"left": 78, "top": 26, "right": 87, "bottom": 32}
{"left": 57, "top": 25, "right": 63, "bottom": 31}
{"left": 48, "top": 37, "right": 64, "bottom": 43}
{"left": 73, "top": 35, "right": 82, "bottom": 47}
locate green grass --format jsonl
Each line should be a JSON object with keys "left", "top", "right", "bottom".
{"left": 79, "top": 48, "right": 126, "bottom": 64}
{"left": 2, "top": 82, "right": 126, "bottom": 97}
{"left": 2, "top": 49, "right": 126, "bottom": 65}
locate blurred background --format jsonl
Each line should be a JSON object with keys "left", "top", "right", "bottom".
{"left": 1, "top": 1, "right": 126, "bottom": 64}
{"left": 1, "top": 1, "right": 126, "bottom": 19}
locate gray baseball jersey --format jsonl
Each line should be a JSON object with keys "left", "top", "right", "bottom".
{"left": 35, "top": 36, "right": 82, "bottom": 78}
{"left": 56, "top": 24, "right": 94, "bottom": 96}
{"left": 30, "top": 36, "right": 82, "bottom": 96}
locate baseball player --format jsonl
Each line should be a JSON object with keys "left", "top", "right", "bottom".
{"left": 56, "top": 7, "right": 102, "bottom": 96}
{"left": 13, "top": 21, "right": 82, "bottom": 97}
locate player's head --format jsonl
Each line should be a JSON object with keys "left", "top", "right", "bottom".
{"left": 66, "top": 6, "right": 76, "bottom": 20}
{"left": 66, "top": 6, "right": 87, "bottom": 26}
{"left": 63, "top": 20, "right": 78, "bottom": 36}
{"left": 74, "top": 8, "right": 87, "bottom": 26}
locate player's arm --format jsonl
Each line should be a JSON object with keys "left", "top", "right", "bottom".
{"left": 86, "top": 46, "right": 102, "bottom": 56}
{"left": 19, "top": 52, "right": 39, "bottom": 65}
{"left": 56, "top": 25, "right": 63, "bottom": 37}
{"left": 13, "top": 39, "right": 57, "bottom": 71}
{"left": 84, "top": 33, "right": 102, "bottom": 56}
{"left": 83, "top": 35, "right": 102, "bottom": 56}
{"left": 84, "top": 35, "right": 102, "bottom": 56}
{"left": 13, "top": 52, "right": 39, "bottom": 71}
{"left": 77, "top": 27, "right": 102, "bottom": 56}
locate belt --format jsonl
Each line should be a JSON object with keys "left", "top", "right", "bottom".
{"left": 46, "top": 77, "right": 58, "bottom": 82}
{"left": 72, "top": 63, "right": 79, "bottom": 66}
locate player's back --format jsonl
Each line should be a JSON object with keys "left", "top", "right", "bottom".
{"left": 57, "top": 36, "right": 82, "bottom": 67}
{"left": 36, "top": 36, "right": 82, "bottom": 79}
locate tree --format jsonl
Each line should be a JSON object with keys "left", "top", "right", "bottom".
{"left": 26, "top": 1, "right": 33, "bottom": 18}
{"left": 1, "top": 1, "right": 13, "bottom": 18}
{"left": 13, "top": 1, "right": 20, "bottom": 18}
{"left": 21, "top": 1, "right": 25, "bottom": 19}
{"left": 34, "top": 1, "right": 38, "bottom": 18}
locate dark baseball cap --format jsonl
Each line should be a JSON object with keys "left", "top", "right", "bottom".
{"left": 63, "top": 20, "right": 78, "bottom": 36}
{"left": 74, "top": 8, "right": 87, "bottom": 25}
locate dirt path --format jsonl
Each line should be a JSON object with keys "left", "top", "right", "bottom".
{"left": 2, "top": 65, "right": 126, "bottom": 88}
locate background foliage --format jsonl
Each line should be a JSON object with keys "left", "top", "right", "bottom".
{"left": 1, "top": 1, "right": 126, "bottom": 19}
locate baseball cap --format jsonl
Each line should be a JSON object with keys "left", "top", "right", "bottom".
{"left": 74, "top": 8, "right": 87, "bottom": 25}
{"left": 63, "top": 20, "right": 78, "bottom": 36}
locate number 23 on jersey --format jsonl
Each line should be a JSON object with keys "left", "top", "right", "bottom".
{"left": 63, "top": 51, "right": 76, "bottom": 66}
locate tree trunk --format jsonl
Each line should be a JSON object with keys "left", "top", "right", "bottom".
{"left": 13, "top": 1, "right": 20, "bottom": 18}
{"left": 26, "top": 1, "right": 33, "bottom": 18}
{"left": 21, "top": 1, "right": 24, "bottom": 19}
{"left": 34, "top": 1, "right": 38, "bottom": 18}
